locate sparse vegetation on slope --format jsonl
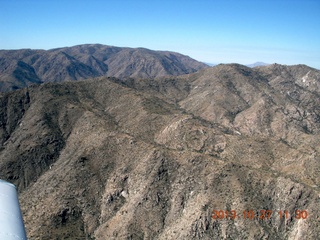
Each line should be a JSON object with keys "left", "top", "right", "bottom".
{"left": 0, "top": 63, "right": 319, "bottom": 239}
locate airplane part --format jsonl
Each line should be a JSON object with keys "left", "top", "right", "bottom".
{"left": 0, "top": 179, "right": 27, "bottom": 240}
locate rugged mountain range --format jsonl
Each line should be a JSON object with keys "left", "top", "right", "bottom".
{"left": 0, "top": 44, "right": 207, "bottom": 92}
{"left": 0, "top": 62, "right": 319, "bottom": 239}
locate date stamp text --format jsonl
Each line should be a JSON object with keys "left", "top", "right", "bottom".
{"left": 211, "top": 209, "right": 308, "bottom": 220}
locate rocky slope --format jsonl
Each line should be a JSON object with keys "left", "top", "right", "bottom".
{"left": 0, "top": 63, "right": 319, "bottom": 239}
{"left": 0, "top": 44, "right": 208, "bottom": 92}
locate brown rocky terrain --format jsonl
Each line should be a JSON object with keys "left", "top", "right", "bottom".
{"left": 0, "top": 63, "right": 319, "bottom": 239}
{"left": 0, "top": 44, "right": 207, "bottom": 92}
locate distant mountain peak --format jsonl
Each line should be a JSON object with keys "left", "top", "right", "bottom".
{"left": 0, "top": 44, "right": 208, "bottom": 92}
{"left": 246, "top": 62, "right": 269, "bottom": 68}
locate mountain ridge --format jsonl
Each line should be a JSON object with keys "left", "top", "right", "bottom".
{"left": 0, "top": 62, "right": 319, "bottom": 239}
{"left": 0, "top": 44, "right": 208, "bottom": 92}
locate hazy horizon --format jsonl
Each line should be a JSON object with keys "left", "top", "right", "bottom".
{"left": 1, "top": 0, "right": 319, "bottom": 69}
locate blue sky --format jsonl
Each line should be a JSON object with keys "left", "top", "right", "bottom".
{"left": 1, "top": 0, "right": 320, "bottom": 68}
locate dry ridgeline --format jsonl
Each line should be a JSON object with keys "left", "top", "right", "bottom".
{"left": 0, "top": 45, "right": 319, "bottom": 239}
{"left": 0, "top": 44, "right": 207, "bottom": 92}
